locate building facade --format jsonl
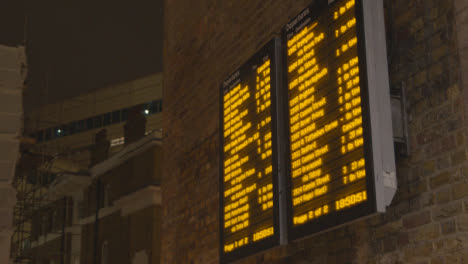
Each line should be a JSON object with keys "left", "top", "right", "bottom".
{"left": 81, "top": 131, "right": 162, "bottom": 264}
{"left": 11, "top": 74, "right": 163, "bottom": 264}
{"left": 0, "top": 45, "right": 25, "bottom": 264}
{"left": 24, "top": 72, "right": 163, "bottom": 167}
{"left": 161, "top": 0, "right": 468, "bottom": 263}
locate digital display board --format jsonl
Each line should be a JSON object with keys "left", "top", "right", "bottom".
{"left": 219, "top": 0, "right": 396, "bottom": 260}
{"left": 219, "top": 38, "right": 281, "bottom": 263}
{"left": 283, "top": 0, "right": 386, "bottom": 239}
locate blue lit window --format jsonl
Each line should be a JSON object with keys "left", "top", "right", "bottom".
{"left": 54, "top": 127, "right": 62, "bottom": 138}
{"left": 142, "top": 102, "right": 151, "bottom": 115}
{"left": 32, "top": 99, "right": 162, "bottom": 140}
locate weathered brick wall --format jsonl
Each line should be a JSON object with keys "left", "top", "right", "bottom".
{"left": 162, "top": 0, "right": 468, "bottom": 263}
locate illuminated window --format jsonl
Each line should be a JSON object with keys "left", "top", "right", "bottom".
{"left": 110, "top": 137, "right": 125, "bottom": 147}
{"left": 30, "top": 99, "right": 162, "bottom": 140}
{"left": 54, "top": 127, "right": 62, "bottom": 138}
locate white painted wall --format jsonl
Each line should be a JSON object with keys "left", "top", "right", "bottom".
{"left": 0, "top": 45, "right": 24, "bottom": 264}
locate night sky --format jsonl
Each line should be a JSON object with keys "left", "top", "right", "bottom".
{"left": 1, "top": 0, "right": 163, "bottom": 110}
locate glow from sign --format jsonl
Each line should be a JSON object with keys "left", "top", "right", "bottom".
{"left": 221, "top": 54, "right": 276, "bottom": 255}
{"left": 286, "top": 0, "right": 369, "bottom": 227}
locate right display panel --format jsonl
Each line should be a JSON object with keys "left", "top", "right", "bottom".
{"left": 283, "top": 0, "right": 394, "bottom": 240}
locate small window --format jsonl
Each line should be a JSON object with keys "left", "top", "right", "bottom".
{"left": 69, "top": 122, "right": 76, "bottom": 135}
{"left": 142, "top": 102, "right": 151, "bottom": 115}
{"left": 86, "top": 118, "right": 94, "bottom": 130}
{"left": 158, "top": 100, "right": 163, "bottom": 112}
{"left": 77, "top": 120, "right": 86, "bottom": 132}
{"left": 103, "top": 113, "right": 111, "bottom": 126}
{"left": 94, "top": 116, "right": 102, "bottom": 128}
{"left": 150, "top": 101, "right": 157, "bottom": 114}
{"left": 54, "top": 126, "right": 62, "bottom": 138}
{"left": 112, "top": 111, "right": 121, "bottom": 124}
{"left": 35, "top": 131, "right": 44, "bottom": 143}
{"left": 122, "top": 109, "right": 128, "bottom": 121}
{"left": 44, "top": 128, "right": 52, "bottom": 141}
{"left": 60, "top": 125, "right": 69, "bottom": 136}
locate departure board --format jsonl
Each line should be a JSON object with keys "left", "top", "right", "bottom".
{"left": 219, "top": 38, "right": 281, "bottom": 263}
{"left": 283, "top": 0, "right": 381, "bottom": 239}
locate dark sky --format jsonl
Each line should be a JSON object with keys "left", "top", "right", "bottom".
{"left": 1, "top": 0, "right": 163, "bottom": 110}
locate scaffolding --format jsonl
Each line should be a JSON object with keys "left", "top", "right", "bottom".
{"left": 10, "top": 140, "right": 91, "bottom": 264}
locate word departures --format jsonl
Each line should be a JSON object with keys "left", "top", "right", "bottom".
{"left": 219, "top": 0, "right": 396, "bottom": 262}
{"left": 220, "top": 39, "right": 281, "bottom": 264}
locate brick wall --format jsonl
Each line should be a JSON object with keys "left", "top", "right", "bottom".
{"left": 162, "top": 0, "right": 468, "bottom": 263}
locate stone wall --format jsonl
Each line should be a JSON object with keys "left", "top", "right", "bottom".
{"left": 162, "top": 0, "right": 468, "bottom": 263}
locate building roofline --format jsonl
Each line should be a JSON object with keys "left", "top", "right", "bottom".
{"left": 89, "top": 130, "right": 162, "bottom": 178}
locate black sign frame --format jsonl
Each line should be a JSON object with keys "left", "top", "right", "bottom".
{"left": 281, "top": 0, "right": 378, "bottom": 241}
{"left": 219, "top": 38, "right": 282, "bottom": 264}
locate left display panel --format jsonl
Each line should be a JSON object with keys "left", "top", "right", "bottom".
{"left": 219, "top": 38, "right": 282, "bottom": 263}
